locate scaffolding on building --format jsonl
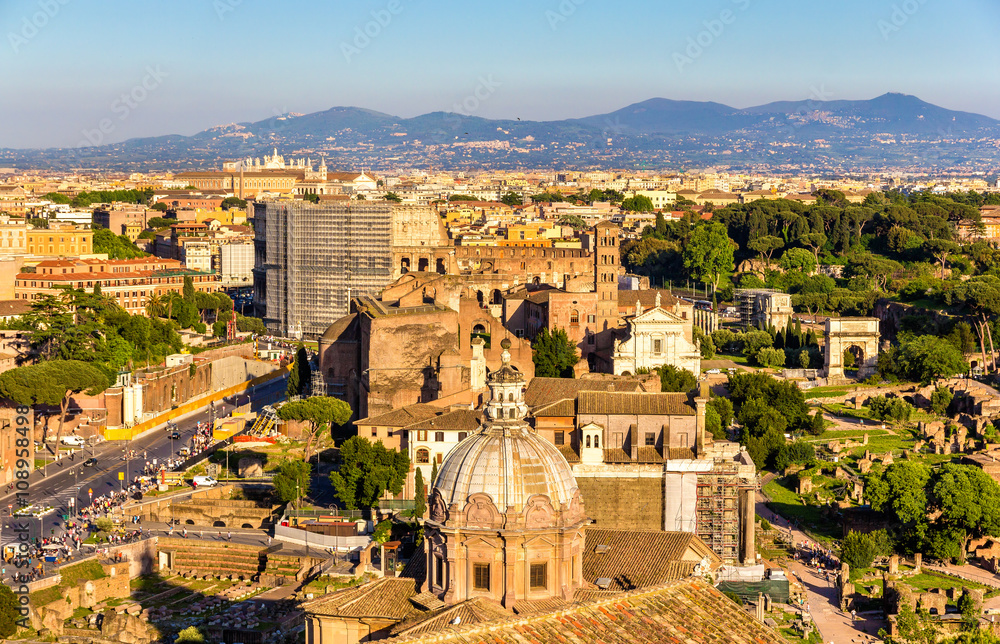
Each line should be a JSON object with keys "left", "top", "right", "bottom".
{"left": 734, "top": 288, "right": 779, "bottom": 329}
{"left": 256, "top": 201, "right": 394, "bottom": 338}
{"left": 695, "top": 464, "right": 742, "bottom": 563}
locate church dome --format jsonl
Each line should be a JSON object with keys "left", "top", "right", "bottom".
{"left": 432, "top": 338, "right": 580, "bottom": 515}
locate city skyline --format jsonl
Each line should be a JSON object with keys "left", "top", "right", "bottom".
{"left": 2, "top": 0, "right": 999, "bottom": 149}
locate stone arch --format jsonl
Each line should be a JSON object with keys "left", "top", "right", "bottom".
{"left": 532, "top": 276, "right": 541, "bottom": 286}
{"left": 418, "top": 257, "right": 429, "bottom": 272}
{"left": 185, "top": 519, "right": 195, "bottom": 525}
{"left": 491, "top": 289, "right": 503, "bottom": 305}
{"left": 824, "top": 317, "right": 880, "bottom": 381}
{"left": 213, "top": 520, "right": 226, "bottom": 527}
{"left": 241, "top": 523, "right": 254, "bottom": 529}
{"left": 400, "top": 257, "right": 410, "bottom": 273}
{"left": 436, "top": 258, "right": 446, "bottom": 274}
{"left": 473, "top": 323, "right": 487, "bottom": 335}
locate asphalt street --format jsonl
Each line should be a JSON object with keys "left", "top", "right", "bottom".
{"left": 0, "top": 375, "right": 286, "bottom": 546}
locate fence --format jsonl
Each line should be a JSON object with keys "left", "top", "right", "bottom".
{"left": 274, "top": 524, "right": 371, "bottom": 551}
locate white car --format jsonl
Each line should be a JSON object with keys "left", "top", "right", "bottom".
{"left": 61, "top": 435, "right": 85, "bottom": 446}
{"left": 192, "top": 476, "right": 217, "bottom": 488}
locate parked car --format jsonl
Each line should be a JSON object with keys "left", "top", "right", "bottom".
{"left": 61, "top": 435, "right": 85, "bottom": 446}
{"left": 83, "top": 457, "right": 98, "bottom": 467}
{"left": 192, "top": 476, "right": 217, "bottom": 488}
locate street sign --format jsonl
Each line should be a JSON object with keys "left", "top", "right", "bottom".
{"left": 118, "top": 472, "right": 124, "bottom": 481}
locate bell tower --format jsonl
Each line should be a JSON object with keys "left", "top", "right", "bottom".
{"left": 593, "top": 220, "right": 620, "bottom": 355}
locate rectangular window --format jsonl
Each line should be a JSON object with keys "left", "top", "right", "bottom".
{"left": 473, "top": 563, "right": 490, "bottom": 591}
{"left": 417, "top": 430, "right": 428, "bottom": 441}
{"left": 612, "top": 432, "right": 624, "bottom": 448}
{"left": 530, "top": 563, "right": 547, "bottom": 590}
{"left": 554, "top": 432, "right": 564, "bottom": 446}
{"left": 457, "top": 432, "right": 468, "bottom": 441}
{"left": 435, "top": 431, "right": 444, "bottom": 442}
{"left": 645, "top": 432, "right": 656, "bottom": 446}
{"left": 371, "top": 428, "right": 378, "bottom": 437}
{"left": 435, "top": 557, "right": 444, "bottom": 588}
{"left": 653, "top": 339, "right": 662, "bottom": 354}
{"left": 587, "top": 314, "right": 595, "bottom": 323}
{"left": 436, "top": 453, "right": 443, "bottom": 464}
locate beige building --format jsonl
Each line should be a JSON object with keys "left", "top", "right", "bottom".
{"left": 0, "top": 215, "right": 26, "bottom": 254}
{"left": 25, "top": 221, "right": 93, "bottom": 257}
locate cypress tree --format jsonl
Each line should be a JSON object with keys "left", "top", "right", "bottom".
{"left": 412, "top": 467, "right": 426, "bottom": 519}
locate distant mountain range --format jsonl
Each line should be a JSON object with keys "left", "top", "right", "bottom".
{"left": 3, "top": 93, "right": 999, "bottom": 173}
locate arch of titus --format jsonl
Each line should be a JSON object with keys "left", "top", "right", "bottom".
{"left": 823, "top": 317, "right": 880, "bottom": 380}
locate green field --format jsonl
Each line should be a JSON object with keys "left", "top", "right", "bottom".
{"left": 763, "top": 477, "right": 841, "bottom": 544}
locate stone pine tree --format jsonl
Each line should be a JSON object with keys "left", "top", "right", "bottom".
{"left": 0, "top": 360, "right": 109, "bottom": 453}
{"left": 412, "top": 467, "right": 426, "bottom": 519}
{"left": 277, "top": 396, "right": 352, "bottom": 462}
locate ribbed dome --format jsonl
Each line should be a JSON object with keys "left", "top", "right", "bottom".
{"left": 432, "top": 338, "right": 579, "bottom": 514}
{"left": 434, "top": 425, "right": 579, "bottom": 512}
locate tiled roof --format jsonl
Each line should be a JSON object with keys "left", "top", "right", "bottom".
{"left": 0, "top": 300, "right": 31, "bottom": 317}
{"left": 582, "top": 529, "right": 719, "bottom": 591}
{"left": 302, "top": 577, "right": 420, "bottom": 620}
{"left": 386, "top": 579, "right": 785, "bottom": 644}
{"left": 616, "top": 288, "right": 682, "bottom": 309}
{"left": 355, "top": 403, "right": 444, "bottom": 428}
{"left": 524, "top": 377, "right": 647, "bottom": 410}
{"left": 578, "top": 391, "right": 694, "bottom": 416}
{"left": 391, "top": 597, "right": 511, "bottom": 637}
{"left": 530, "top": 398, "right": 576, "bottom": 417}
{"left": 601, "top": 446, "right": 665, "bottom": 464}
{"left": 404, "top": 409, "right": 482, "bottom": 432}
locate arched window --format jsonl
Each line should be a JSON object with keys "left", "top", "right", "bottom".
{"left": 416, "top": 449, "right": 430, "bottom": 464}
{"left": 586, "top": 436, "right": 591, "bottom": 448}
{"left": 508, "top": 392, "right": 514, "bottom": 402}
{"left": 570, "top": 309, "right": 580, "bottom": 326}
{"left": 594, "top": 434, "right": 600, "bottom": 448}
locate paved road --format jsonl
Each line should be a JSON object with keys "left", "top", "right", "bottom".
{"left": 0, "top": 375, "right": 286, "bottom": 547}
{"left": 756, "top": 495, "right": 886, "bottom": 643}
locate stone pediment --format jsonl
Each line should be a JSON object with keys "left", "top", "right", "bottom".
{"left": 630, "top": 306, "right": 686, "bottom": 325}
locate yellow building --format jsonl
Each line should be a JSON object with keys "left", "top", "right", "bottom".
{"left": 25, "top": 222, "right": 93, "bottom": 256}
{"left": 194, "top": 207, "right": 247, "bottom": 226}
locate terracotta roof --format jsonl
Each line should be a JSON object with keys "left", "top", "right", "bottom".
{"left": 404, "top": 409, "right": 482, "bottom": 432}
{"left": 616, "top": 288, "right": 682, "bottom": 310}
{"left": 355, "top": 403, "right": 443, "bottom": 428}
{"left": 531, "top": 398, "right": 576, "bottom": 417}
{"left": 301, "top": 577, "right": 420, "bottom": 619}
{"left": 583, "top": 529, "right": 719, "bottom": 591}
{"left": 386, "top": 579, "right": 786, "bottom": 644}
{"left": 391, "top": 597, "right": 511, "bottom": 637}
{"left": 578, "top": 391, "right": 694, "bottom": 416}
{"left": 0, "top": 300, "right": 31, "bottom": 317}
{"left": 524, "top": 377, "right": 647, "bottom": 410}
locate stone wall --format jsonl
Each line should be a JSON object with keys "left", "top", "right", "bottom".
{"left": 210, "top": 355, "right": 275, "bottom": 392}
{"left": 575, "top": 475, "right": 664, "bottom": 531}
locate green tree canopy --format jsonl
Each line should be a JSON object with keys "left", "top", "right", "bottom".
{"left": 747, "top": 235, "right": 783, "bottom": 263}
{"left": 277, "top": 396, "right": 352, "bottom": 462}
{"left": 330, "top": 437, "right": 409, "bottom": 509}
{"left": 0, "top": 360, "right": 109, "bottom": 450}
{"left": 531, "top": 327, "right": 578, "bottom": 378}
{"left": 620, "top": 194, "right": 654, "bottom": 212}
{"left": 657, "top": 365, "right": 697, "bottom": 392}
{"left": 683, "top": 223, "right": 735, "bottom": 291}
{"left": 412, "top": 466, "right": 427, "bottom": 519}
{"left": 0, "top": 584, "right": 20, "bottom": 638}
{"left": 272, "top": 459, "right": 312, "bottom": 505}
{"left": 500, "top": 192, "right": 523, "bottom": 207}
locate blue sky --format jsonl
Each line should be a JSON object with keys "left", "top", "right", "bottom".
{"left": 1, "top": 0, "right": 998, "bottom": 148}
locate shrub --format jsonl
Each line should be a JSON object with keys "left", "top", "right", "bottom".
{"left": 755, "top": 346, "right": 786, "bottom": 369}
{"left": 840, "top": 530, "right": 892, "bottom": 570}
{"left": 866, "top": 395, "right": 913, "bottom": 422}
{"left": 930, "top": 386, "right": 953, "bottom": 416}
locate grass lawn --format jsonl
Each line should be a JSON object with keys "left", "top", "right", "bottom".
{"left": 804, "top": 386, "right": 855, "bottom": 399}
{"left": 763, "top": 477, "right": 841, "bottom": 544}
{"left": 906, "top": 570, "right": 987, "bottom": 593}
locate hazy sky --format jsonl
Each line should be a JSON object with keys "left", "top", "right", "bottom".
{"left": 2, "top": 0, "right": 999, "bottom": 148}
